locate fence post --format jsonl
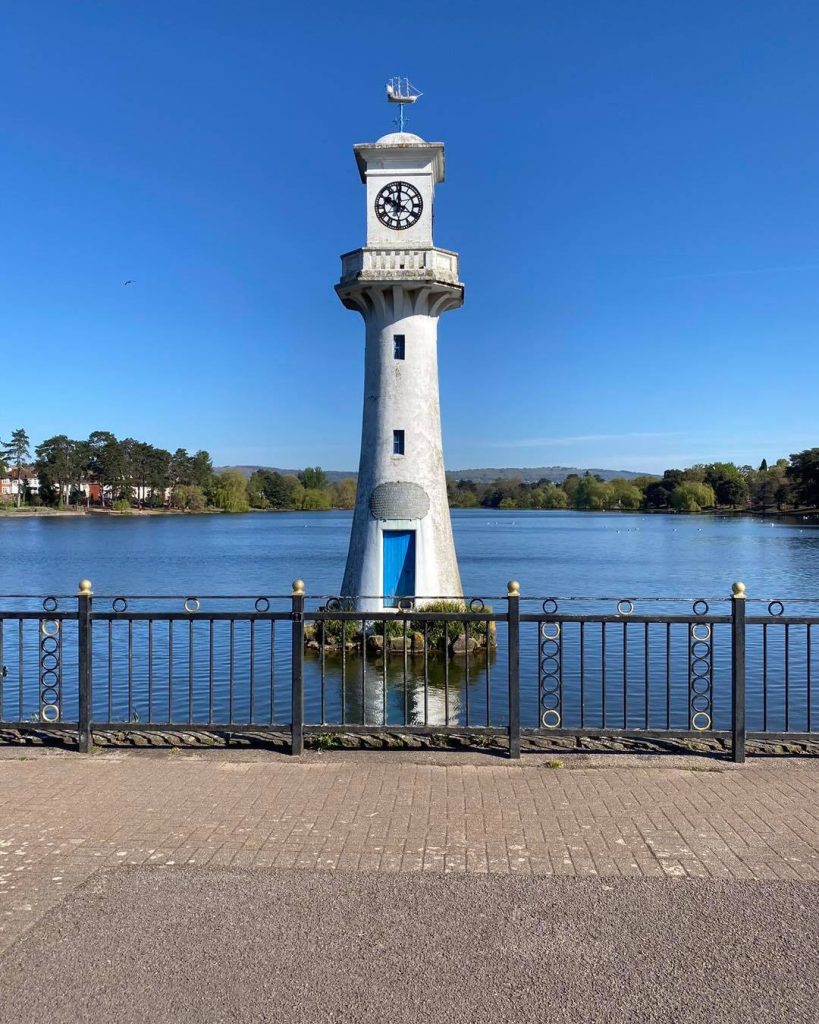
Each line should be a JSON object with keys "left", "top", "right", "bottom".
{"left": 731, "top": 581, "right": 746, "bottom": 764}
{"left": 507, "top": 580, "right": 521, "bottom": 760}
{"left": 291, "top": 579, "right": 305, "bottom": 756}
{"left": 77, "top": 579, "right": 93, "bottom": 754}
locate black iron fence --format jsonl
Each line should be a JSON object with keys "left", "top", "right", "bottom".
{"left": 1, "top": 579, "right": 817, "bottom": 763}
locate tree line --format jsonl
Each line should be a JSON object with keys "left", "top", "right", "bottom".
{"left": 3, "top": 427, "right": 818, "bottom": 515}
{"left": 0, "top": 429, "right": 357, "bottom": 512}
{"left": 447, "top": 451, "right": 819, "bottom": 513}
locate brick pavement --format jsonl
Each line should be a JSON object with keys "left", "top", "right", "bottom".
{"left": 1, "top": 748, "right": 819, "bottom": 954}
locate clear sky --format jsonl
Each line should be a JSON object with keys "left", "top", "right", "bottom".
{"left": 2, "top": 0, "right": 818, "bottom": 475}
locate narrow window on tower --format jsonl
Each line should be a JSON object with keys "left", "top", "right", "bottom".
{"left": 393, "top": 430, "right": 405, "bottom": 456}
{"left": 393, "top": 334, "right": 405, "bottom": 360}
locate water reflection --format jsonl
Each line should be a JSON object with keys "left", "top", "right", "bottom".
{"left": 304, "top": 647, "right": 499, "bottom": 727}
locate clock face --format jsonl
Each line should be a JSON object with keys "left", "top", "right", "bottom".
{"left": 375, "top": 181, "right": 423, "bottom": 230}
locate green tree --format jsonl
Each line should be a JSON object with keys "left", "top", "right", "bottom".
{"left": 540, "top": 486, "right": 569, "bottom": 509}
{"left": 35, "top": 435, "right": 84, "bottom": 506}
{"left": 331, "top": 478, "right": 357, "bottom": 509}
{"left": 670, "top": 482, "right": 715, "bottom": 512}
{"left": 572, "top": 475, "right": 605, "bottom": 509}
{"left": 561, "top": 474, "right": 581, "bottom": 504}
{"left": 301, "top": 487, "right": 332, "bottom": 511}
{"left": 299, "top": 466, "right": 327, "bottom": 490}
{"left": 456, "top": 490, "right": 480, "bottom": 508}
{"left": 482, "top": 477, "right": 524, "bottom": 508}
{"left": 704, "top": 462, "right": 748, "bottom": 508}
{"left": 212, "top": 469, "right": 250, "bottom": 513}
{"left": 644, "top": 470, "right": 684, "bottom": 509}
{"left": 170, "top": 484, "right": 207, "bottom": 512}
{"left": 258, "top": 472, "right": 302, "bottom": 509}
{"left": 608, "top": 480, "right": 644, "bottom": 510}
{"left": 247, "top": 470, "right": 271, "bottom": 509}
{"left": 145, "top": 447, "right": 173, "bottom": 505}
{"left": 87, "top": 431, "right": 123, "bottom": 505}
{"left": 788, "top": 448, "right": 819, "bottom": 508}
{"left": 190, "top": 450, "right": 215, "bottom": 491}
{"left": 1, "top": 428, "right": 31, "bottom": 507}
{"left": 170, "top": 448, "right": 193, "bottom": 487}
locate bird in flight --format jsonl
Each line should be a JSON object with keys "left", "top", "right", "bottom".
{"left": 123, "top": 279, "right": 134, "bottom": 286}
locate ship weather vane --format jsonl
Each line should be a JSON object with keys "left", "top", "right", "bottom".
{"left": 386, "top": 77, "right": 422, "bottom": 133}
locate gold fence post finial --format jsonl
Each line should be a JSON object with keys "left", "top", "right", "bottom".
{"left": 732, "top": 581, "right": 746, "bottom": 599}
{"left": 78, "top": 579, "right": 93, "bottom": 597}
{"left": 292, "top": 579, "right": 305, "bottom": 596}
{"left": 507, "top": 580, "right": 520, "bottom": 598}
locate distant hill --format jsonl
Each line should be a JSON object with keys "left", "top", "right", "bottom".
{"left": 219, "top": 465, "right": 645, "bottom": 484}
{"left": 446, "top": 467, "right": 645, "bottom": 484}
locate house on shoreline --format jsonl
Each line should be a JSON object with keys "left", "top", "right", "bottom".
{"left": 0, "top": 467, "right": 160, "bottom": 506}
{"left": 0, "top": 466, "right": 41, "bottom": 501}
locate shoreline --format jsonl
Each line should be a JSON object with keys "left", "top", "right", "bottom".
{"left": 1, "top": 506, "right": 817, "bottom": 522}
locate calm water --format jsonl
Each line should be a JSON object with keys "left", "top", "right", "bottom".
{"left": 1, "top": 511, "right": 818, "bottom": 734}
{"left": 1, "top": 508, "right": 818, "bottom": 598}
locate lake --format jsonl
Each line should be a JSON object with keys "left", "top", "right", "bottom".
{"left": 1, "top": 510, "right": 818, "bottom": 735}
{"left": 2, "top": 508, "right": 818, "bottom": 598}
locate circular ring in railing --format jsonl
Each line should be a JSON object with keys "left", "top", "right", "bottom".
{"left": 691, "top": 693, "right": 711, "bottom": 713}
{"left": 254, "top": 597, "right": 271, "bottom": 613}
{"left": 398, "top": 597, "right": 415, "bottom": 612}
{"left": 540, "top": 656, "right": 560, "bottom": 676}
{"left": 692, "top": 599, "right": 710, "bottom": 616}
{"left": 540, "top": 638, "right": 560, "bottom": 658}
{"left": 691, "top": 640, "right": 710, "bottom": 660}
{"left": 691, "top": 711, "right": 711, "bottom": 732}
{"left": 325, "top": 598, "right": 342, "bottom": 612}
{"left": 768, "top": 600, "right": 784, "bottom": 618}
{"left": 41, "top": 636, "right": 59, "bottom": 655}
{"left": 40, "top": 619, "right": 60, "bottom": 637}
{"left": 691, "top": 623, "right": 711, "bottom": 642}
{"left": 616, "top": 599, "right": 634, "bottom": 617}
{"left": 691, "top": 676, "right": 711, "bottom": 696}
{"left": 41, "top": 687, "right": 60, "bottom": 706}
{"left": 42, "top": 596, "right": 58, "bottom": 613}
{"left": 540, "top": 690, "right": 560, "bottom": 711}
{"left": 690, "top": 656, "right": 710, "bottom": 677}
{"left": 40, "top": 668, "right": 59, "bottom": 686}
{"left": 541, "top": 598, "right": 558, "bottom": 616}
{"left": 112, "top": 597, "right": 128, "bottom": 613}
{"left": 40, "top": 652, "right": 59, "bottom": 672}
{"left": 184, "top": 597, "right": 200, "bottom": 614}
{"left": 541, "top": 622, "right": 561, "bottom": 640}
{"left": 468, "top": 598, "right": 485, "bottom": 613}
{"left": 40, "top": 704, "right": 60, "bottom": 724}
{"left": 541, "top": 708, "right": 561, "bottom": 729}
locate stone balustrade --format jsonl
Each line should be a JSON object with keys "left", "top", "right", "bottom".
{"left": 339, "top": 246, "right": 460, "bottom": 284}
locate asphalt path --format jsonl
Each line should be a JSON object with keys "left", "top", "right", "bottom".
{"left": 1, "top": 869, "right": 816, "bottom": 1023}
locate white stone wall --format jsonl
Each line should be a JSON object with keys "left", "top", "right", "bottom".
{"left": 340, "top": 296, "right": 462, "bottom": 609}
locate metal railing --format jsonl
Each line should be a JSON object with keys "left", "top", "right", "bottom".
{"left": 1, "top": 579, "right": 817, "bottom": 763}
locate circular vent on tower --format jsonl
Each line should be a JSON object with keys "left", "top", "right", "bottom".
{"left": 369, "top": 482, "right": 430, "bottom": 521}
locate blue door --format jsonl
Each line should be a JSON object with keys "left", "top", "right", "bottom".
{"left": 383, "top": 530, "right": 416, "bottom": 606}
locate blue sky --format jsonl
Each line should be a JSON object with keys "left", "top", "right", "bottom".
{"left": 2, "top": 0, "right": 817, "bottom": 474}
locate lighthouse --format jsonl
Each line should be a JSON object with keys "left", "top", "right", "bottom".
{"left": 337, "top": 81, "right": 464, "bottom": 611}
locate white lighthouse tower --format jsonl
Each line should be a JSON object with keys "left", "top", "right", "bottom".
{"left": 337, "top": 81, "right": 464, "bottom": 611}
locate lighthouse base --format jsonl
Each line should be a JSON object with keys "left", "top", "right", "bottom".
{"left": 341, "top": 510, "right": 462, "bottom": 613}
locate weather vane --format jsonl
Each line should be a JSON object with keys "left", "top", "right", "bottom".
{"left": 386, "top": 77, "right": 422, "bottom": 133}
